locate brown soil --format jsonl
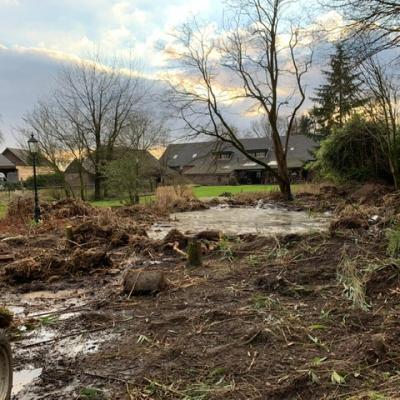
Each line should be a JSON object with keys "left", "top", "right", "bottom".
{"left": 3, "top": 185, "right": 400, "bottom": 400}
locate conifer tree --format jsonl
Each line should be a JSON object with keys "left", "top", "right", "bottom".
{"left": 311, "top": 43, "right": 364, "bottom": 137}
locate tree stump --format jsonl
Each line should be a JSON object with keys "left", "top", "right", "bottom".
{"left": 187, "top": 239, "right": 202, "bottom": 267}
{"left": 123, "top": 270, "right": 166, "bottom": 296}
{"left": 65, "top": 225, "right": 73, "bottom": 245}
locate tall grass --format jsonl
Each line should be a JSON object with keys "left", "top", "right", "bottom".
{"left": 155, "top": 185, "right": 195, "bottom": 209}
{"left": 386, "top": 227, "right": 400, "bottom": 258}
{"left": 337, "top": 252, "right": 369, "bottom": 311}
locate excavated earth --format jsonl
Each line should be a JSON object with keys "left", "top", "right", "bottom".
{"left": 1, "top": 186, "right": 400, "bottom": 399}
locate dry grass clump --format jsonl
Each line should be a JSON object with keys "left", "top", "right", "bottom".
{"left": 337, "top": 252, "right": 369, "bottom": 310}
{"left": 155, "top": 185, "right": 195, "bottom": 208}
{"left": 235, "top": 190, "right": 282, "bottom": 203}
{"left": 6, "top": 195, "right": 34, "bottom": 223}
{"left": 155, "top": 185, "right": 197, "bottom": 210}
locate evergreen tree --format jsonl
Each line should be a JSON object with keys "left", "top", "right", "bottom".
{"left": 311, "top": 42, "right": 364, "bottom": 137}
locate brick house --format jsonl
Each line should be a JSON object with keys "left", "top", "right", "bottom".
{"left": 1, "top": 148, "right": 53, "bottom": 182}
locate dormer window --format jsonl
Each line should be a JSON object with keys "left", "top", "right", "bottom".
{"left": 216, "top": 152, "right": 232, "bottom": 160}
{"left": 249, "top": 150, "right": 268, "bottom": 158}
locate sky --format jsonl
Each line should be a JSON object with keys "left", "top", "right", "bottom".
{"left": 0, "top": 0, "right": 342, "bottom": 147}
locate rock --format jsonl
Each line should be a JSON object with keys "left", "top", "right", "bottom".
{"left": 123, "top": 270, "right": 166, "bottom": 295}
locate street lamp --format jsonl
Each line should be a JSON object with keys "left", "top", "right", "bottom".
{"left": 27, "top": 133, "right": 41, "bottom": 222}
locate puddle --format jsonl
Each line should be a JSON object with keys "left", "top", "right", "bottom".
{"left": 12, "top": 367, "right": 43, "bottom": 395}
{"left": 149, "top": 206, "right": 330, "bottom": 239}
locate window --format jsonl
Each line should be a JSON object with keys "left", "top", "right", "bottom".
{"left": 216, "top": 152, "right": 232, "bottom": 160}
{"left": 250, "top": 151, "right": 268, "bottom": 158}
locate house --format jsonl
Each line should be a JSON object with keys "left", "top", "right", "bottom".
{"left": 0, "top": 154, "right": 18, "bottom": 182}
{"left": 65, "top": 149, "right": 167, "bottom": 191}
{"left": 160, "top": 135, "right": 317, "bottom": 185}
{"left": 2, "top": 148, "right": 53, "bottom": 182}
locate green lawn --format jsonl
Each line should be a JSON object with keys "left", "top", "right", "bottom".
{"left": 193, "top": 184, "right": 279, "bottom": 198}
{"left": 0, "top": 203, "right": 7, "bottom": 219}
{"left": 89, "top": 185, "right": 279, "bottom": 208}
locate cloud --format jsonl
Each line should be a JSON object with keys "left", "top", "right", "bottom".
{"left": 0, "top": 0, "right": 19, "bottom": 5}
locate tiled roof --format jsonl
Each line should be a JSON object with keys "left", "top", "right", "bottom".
{"left": 0, "top": 154, "right": 16, "bottom": 169}
{"left": 162, "top": 136, "right": 316, "bottom": 175}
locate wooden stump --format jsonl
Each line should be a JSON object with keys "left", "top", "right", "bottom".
{"left": 187, "top": 239, "right": 202, "bottom": 267}
{"left": 123, "top": 270, "right": 166, "bottom": 296}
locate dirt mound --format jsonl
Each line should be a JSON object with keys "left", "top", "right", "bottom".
{"left": 46, "top": 198, "right": 95, "bottom": 218}
{"left": 350, "top": 183, "right": 391, "bottom": 205}
{"left": 365, "top": 263, "right": 400, "bottom": 297}
{"left": 3, "top": 249, "right": 112, "bottom": 284}
{"left": 66, "top": 221, "right": 134, "bottom": 248}
{"left": 329, "top": 205, "right": 376, "bottom": 231}
{"left": 170, "top": 198, "right": 209, "bottom": 212}
{"left": 330, "top": 215, "right": 369, "bottom": 231}
{"left": 383, "top": 191, "right": 400, "bottom": 212}
{"left": 115, "top": 204, "right": 168, "bottom": 224}
{"left": 6, "top": 196, "right": 96, "bottom": 224}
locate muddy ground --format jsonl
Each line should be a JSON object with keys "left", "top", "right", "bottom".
{"left": 1, "top": 185, "right": 400, "bottom": 399}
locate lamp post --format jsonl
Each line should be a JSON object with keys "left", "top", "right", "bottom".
{"left": 28, "top": 133, "right": 41, "bottom": 222}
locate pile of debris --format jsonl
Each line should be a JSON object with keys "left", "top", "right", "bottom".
{"left": 3, "top": 248, "right": 111, "bottom": 284}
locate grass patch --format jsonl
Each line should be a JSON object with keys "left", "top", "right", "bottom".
{"left": 0, "top": 202, "right": 7, "bottom": 219}
{"left": 193, "top": 185, "right": 279, "bottom": 198}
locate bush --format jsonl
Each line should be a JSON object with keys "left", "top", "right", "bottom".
{"left": 310, "top": 116, "right": 394, "bottom": 183}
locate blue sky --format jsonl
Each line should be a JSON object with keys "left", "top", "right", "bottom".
{"left": 0, "top": 0, "right": 341, "bottom": 147}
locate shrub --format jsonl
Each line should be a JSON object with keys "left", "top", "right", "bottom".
{"left": 310, "top": 116, "right": 393, "bottom": 183}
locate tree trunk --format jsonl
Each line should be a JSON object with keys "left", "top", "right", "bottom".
{"left": 77, "top": 165, "right": 86, "bottom": 201}
{"left": 273, "top": 135, "right": 293, "bottom": 201}
{"left": 278, "top": 179, "right": 293, "bottom": 201}
{"left": 94, "top": 172, "right": 102, "bottom": 201}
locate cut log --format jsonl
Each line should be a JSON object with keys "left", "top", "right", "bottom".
{"left": 123, "top": 270, "right": 166, "bottom": 296}
{"left": 187, "top": 239, "right": 202, "bottom": 267}
{"left": 0, "top": 254, "right": 15, "bottom": 264}
{"left": 195, "top": 230, "right": 222, "bottom": 242}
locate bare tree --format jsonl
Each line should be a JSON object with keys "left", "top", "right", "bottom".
{"left": 54, "top": 53, "right": 145, "bottom": 200}
{"left": 328, "top": 0, "right": 400, "bottom": 58}
{"left": 361, "top": 57, "right": 399, "bottom": 187}
{"left": 20, "top": 99, "right": 91, "bottom": 200}
{"left": 117, "top": 112, "right": 168, "bottom": 151}
{"left": 166, "top": 0, "right": 312, "bottom": 200}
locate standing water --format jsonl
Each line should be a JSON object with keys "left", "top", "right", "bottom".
{"left": 148, "top": 205, "right": 330, "bottom": 239}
